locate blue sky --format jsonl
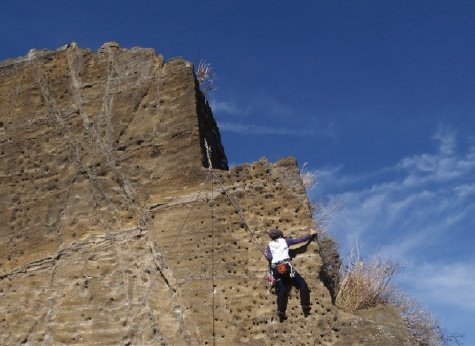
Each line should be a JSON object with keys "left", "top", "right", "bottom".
{"left": 2, "top": 1, "right": 474, "bottom": 343}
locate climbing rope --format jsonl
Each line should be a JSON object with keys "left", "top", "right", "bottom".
{"left": 204, "top": 140, "right": 217, "bottom": 346}
{"left": 210, "top": 170, "right": 216, "bottom": 346}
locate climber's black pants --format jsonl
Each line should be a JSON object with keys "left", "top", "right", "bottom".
{"left": 272, "top": 266, "right": 310, "bottom": 314}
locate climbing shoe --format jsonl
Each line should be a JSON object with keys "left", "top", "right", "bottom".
{"left": 303, "top": 306, "right": 310, "bottom": 317}
{"left": 277, "top": 311, "right": 288, "bottom": 323}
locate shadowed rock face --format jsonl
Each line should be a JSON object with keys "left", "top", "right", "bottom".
{"left": 0, "top": 43, "right": 414, "bottom": 345}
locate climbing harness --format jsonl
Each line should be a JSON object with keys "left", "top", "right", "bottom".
{"left": 276, "top": 263, "right": 288, "bottom": 275}
{"left": 272, "top": 260, "right": 296, "bottom": 278}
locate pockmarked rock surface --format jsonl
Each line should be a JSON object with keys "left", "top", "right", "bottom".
{"left": 0, "top": 43, "right": 415, "bottom": 345}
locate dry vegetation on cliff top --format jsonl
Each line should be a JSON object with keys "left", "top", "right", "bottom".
{"left": 196, "top": 60, "right": 216, "bottom": 97}
{"left": 300, "top": 164, "right": 461, "bottom": 346}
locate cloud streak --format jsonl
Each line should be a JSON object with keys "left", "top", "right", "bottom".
{"left": 218, "top": 121, "right": 315, "bottom": 136}
{"left": 210, "top": 101, "right": 250, "bottom": 116}
{"left": 400, "top": 260, "right": 475, "bottom": 312}
{"left": 211, "top": 91, "right": 294, "bottom": 119}
{"left": 314, "top": 128, "right": 475, "bottom": 313}
{"left": 212, "top": 91, "right": 339, "bottom": 140}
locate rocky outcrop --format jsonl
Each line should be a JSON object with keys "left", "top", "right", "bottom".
{"left": 0, "top": 43, "right": 414, "bottom": 345}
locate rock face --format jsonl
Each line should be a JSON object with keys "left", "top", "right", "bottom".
{"left": 0, "top": 43, "right": 414, "bottom": 345}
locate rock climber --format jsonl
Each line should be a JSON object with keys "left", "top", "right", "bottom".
{"left": 266, "top": 228, "right": 316, "bottom": 322}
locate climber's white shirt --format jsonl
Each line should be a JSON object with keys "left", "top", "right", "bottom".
{"left": 268, "top": 238, "right": 290, "bottom": 264}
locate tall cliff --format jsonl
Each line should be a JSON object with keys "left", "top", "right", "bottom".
{"left": 0, "top": 43, "right": 414, "bottom": 345}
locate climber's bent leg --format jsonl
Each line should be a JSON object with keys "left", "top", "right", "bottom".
{"left": 292, "top": 271, "right": 310, "bottom": 315}
{"left": 275, "top": 277, "right": 291, "bottom": 319}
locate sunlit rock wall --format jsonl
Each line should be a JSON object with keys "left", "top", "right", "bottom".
{"left": 0, "top": 43, "right": 414, "bottom": 345}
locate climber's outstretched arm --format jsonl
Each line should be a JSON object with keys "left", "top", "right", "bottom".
{"left": 286, "top": 228, "right": 316, "bottom": 246}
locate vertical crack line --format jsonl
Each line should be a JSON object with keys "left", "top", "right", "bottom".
{"left": 66, "top": 46, "right": 133, "bottom": 204}
{"left": 34, "top": 60, "right": 82, "bottom": 251}
{"left": 84, "top": 169, "right": 132, "bottom": 331}
{"left": 140, "top": 246, "right": 187, "bottom": 346}
{"left": 125, "top": 243, "right": 169, "bottom": 345}
{"left": 67, "top": 47, "right": 179, "bottom": 343}
{"left": 67, "top": 48, "right": 136, "bottom": 309}
{"left": 49, "top": 173, "right": 79, "bottom": 235}
{"left": 66, "top": 47, "right": 119, "bottom": 172}
{"left": 67, "top": 46, "right": 155, "bottom": 231}
{"left": 116, "top": 59, "right": 158, "bottom": 145}
{"left": 34, "top": 60, "right": 83, "bottom": 166}
{"left": 101, "top": 51, "right": 178, "bottom": 310}
{"left": 18, "top": 311, "right": 45, "bottom": 345}
{"left": 31, "top": 49, "right": 182, "bottom": 343}
{"left": 122, "top": 238, "right": 139, "bottom": 344}
{"left": 40, "top": 254, "right": 61, "bottom": 346}
{"left": 147, "top": 308, "right": 167, "bottom": 345}
{"left": 34, "top": 59, "right": 83, "bottom": 346}
{"left": 100, "top": 46, "right": 116, "bottom": 152}
{"left": 66, "top": 47, "right": 93, "bottom": 131}
{"left": 81, "top": 255, "right": 91, "bottom": 301}
{"left": 132, "top": 177, "right": 214, "bottom": 344}
{"left": 34, "top": 57, "right": 128, "bottom": 345}
{"left": 4, "top": 83, "right": 21, "bottom": 121}
{"left": 0, "top": 81, "right": 22, "bottom": 172}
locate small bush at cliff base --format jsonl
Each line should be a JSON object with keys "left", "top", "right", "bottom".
{"left": 336, "top": 257, "right": 399, "bottom": 311}
{"left": 334, "top": 255, "right": 462, "bottom": 345}
{"left": 387, "top": 290, "right": 464, "bottom": 346}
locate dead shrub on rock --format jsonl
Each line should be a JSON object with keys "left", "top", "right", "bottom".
{"left": 336, "top": 255, "right": 399, "bottom": 311}
{"left": 196, "top": 60, "right": 216, "bottom": 97}
{"left": 300, "top": 162, "right": 317, "bottom": 192}
{"left": 335, "top": 251, "right": 461, "bottom": 345}
{"left": 387, "top": 289, "right": 463, "bottom": 346}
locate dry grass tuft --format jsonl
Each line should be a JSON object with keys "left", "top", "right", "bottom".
{"left": 336, "top": 255, "right": 399, "bottom": 311}
{"left": 334, "top": 250, "right": 462, "bottom": 345}
{"left": 299, "top": 163, "right": 340, "bottom": 226}
{"left": 300, "top": 162, "right": 317, "bottom": 191}
{"left": 196, "top": 60, "right": 216, "bottom": 97}
{"left": 388, "top": 290, "right": 463, "bottom": 346}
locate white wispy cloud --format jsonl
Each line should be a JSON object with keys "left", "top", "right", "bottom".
{"left": 397, "top": 128, "right": 475, "bottom": 187}
{"left": 210, "top": 101, "right": 250, "bottom": 116}
{"left": 212, "top": 92, "right": 338, "bottom": 139}
{"left": 218, "top": 121, "right": 315, "bottom": 136}
{"left": 251, "top": 92, "right": 294, "bottom": 119}
{"left": 211, "top": 92, "right": 292, "bottom": 119}
{"left": 315, "top": 129, "right": 475, "bottom": 312}
{"left": 401, "top": 261, "right": 475, "bottom": 311}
